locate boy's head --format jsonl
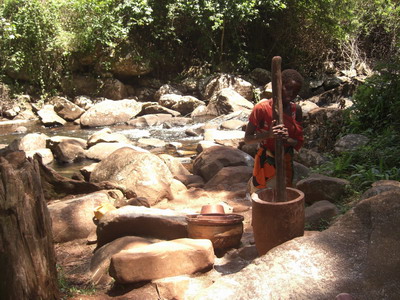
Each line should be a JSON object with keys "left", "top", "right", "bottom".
{"left": 282, "top": 69, "right": 304, "bottom": 86}
{"left": 281, "top": 69, "right": 303, "bottom": 103}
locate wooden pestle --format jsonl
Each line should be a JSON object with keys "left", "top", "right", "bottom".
{"left": 271, "top": 56, "right": 287, "bottom": 202}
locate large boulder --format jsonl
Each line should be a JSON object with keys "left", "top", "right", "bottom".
{"left": 37, "top": 104, "right": 67, "bottom": 126}
{"left": 48, "top": 192, "right": 115, "bottom": 243}
{"left": 361, "top": 180, "right": 400, "bottom": 200}
{"left": 100, "top": 78, "right": 129, "bottom": 100}
{"left": 7, "top": 133, "right": 53, "bottom": 164}
{"left": 108, "top": 52, "right": 152, "bottom": 77}
{"left": 305, "top": 200, "right": 339, "bottom": 230}
{"left": 201, "top": 74, "right": 253, "bottom": 101}
{"left": 158, "top": 153, "right": 191, "bottom": 176}
{"left": 204, "top": 166, "right": 253, "bottom": 189}
{"left": 139, "top": 103, "right": 181, "bottom": 116}
{"left": 51, "top": 140, "right": 86, "bottom": 163}
{"left": 80, "top": 99, "right": 142, "bottom": 127}
{"left": 96, "top": 206, "right": 188, "bottom": 247}
{"left": 127, "top": 113, "right": 173, "bottom": 127}
{"left": 85, "top": 142, "right": 146, "bottom": 161}
{"left": 296, "top": 174, "right": 350, "bottom": 204}
{"left": 90, "top": 147, "right": 174, "bottom": 205}
{"left": 158, "top": 94, "right": 205, "bottom": 116}
{"left": 205, "top": 88, "right": 254, "bottom": 116}
{"left": 154, "top": 84, "right": 183, "bottom": 101}
{"left": 195, "top": 190, "right": 400, "bottom": 300}
{"left": 90, "top": 236, "right": 154, "bottom": 285}
{"left": 193, "top": 146, "right": 254, "bottom": 182}
{"left": 334, "top": 134, "right": 369, "bottom": 153}
{"left": 87, "top": 128, "right": 130, "bottom": 147}
{"left": 295, "top": 148, "right": 327, "bottom": 168}
{"left": 49, "top": 96, "right": 85, "bottom": 121}
{"left": 8, "top": 133, "right": 48, "bottom": 151}
{"left": 109, "top": 238, "right": 214, "bottom": 284}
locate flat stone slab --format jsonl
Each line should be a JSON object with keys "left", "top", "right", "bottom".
{"left": 109, "top": 238, "right": 214, "bottom": 283}
{"left": 96, "top": 206, "right": 188, "bottom": 248}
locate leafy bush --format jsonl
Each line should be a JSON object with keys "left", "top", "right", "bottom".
{"left": 348, "top": 59, "right": 400, "bottom": 132}
{"left": 0, "top": 0, "right": 62, "bottom": 93}
{"left": 0, "top": 0, "right": 399, "bottom": 94}
{"left": 315, "top": 127, "right": 400, "bottom": 192}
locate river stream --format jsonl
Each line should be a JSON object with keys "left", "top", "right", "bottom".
{"left": 0, "top": 119, "right": 205, "bottom": 177}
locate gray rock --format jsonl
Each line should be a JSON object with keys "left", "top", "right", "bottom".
{"left": 25, "top": 148, "right": 54, "bottom": 165}
{"left": 48, "top": 192, "right": 115, "bottom": 243}
{"left": 205, "top": 88, "right": 254, "bottom": 116}
{"left": 154, "top": 84, "right": 183, "bottom": 101}
{"left": 100, "top": 78, "right": 129, "bottom": 100}
{"left": 52, "top": 140, "right": 86, "bottom": 163}
{"left": 127, "top": 113, "right": 173, "bottom": 127}
{"left": 139, "top": 103, "right": 181, "bottom": 117}
{"left": 49, "top": 96, "right": 85, "bottom": 121}
{"left": 296, "top": 173, "right": 350, "bottom": 204}
{"left": 334, "top": 134, "right": 369, "bottom": 153}
{"left": 90, "top": 147, "right": 174, "bottom": 205}
{"left": 295, "top": 148, "right": 327, "bottom": 167}
{"left": 158, "top": 153, "right": 191, "bottom": 176}
{"left": 90, "top": 236, "right": 154, "bottom": 285}
{"left": 204, "top": 166, "right": 253, "bottom": 189}
{"left": 80, "top": 99, "right": 142, "bottom": 127}
{"left": 361, "top": 184, "right": 400, "bottom": 200}
{"left": 201, "top": 74, "right": 253, "bottom": 101}
{"left": 8, "top": 133, "right": 48, "bottom": 151}
{"left": 305, "top": 200, "right": 339, "bottom": 230}
{"left": 85, "top": 142, "right": 137, "bottom": 161}
{"left": 323, "top": 75, "right": 342, "bottom": 90}
{"left": 194, "top": 190, "right": 400, "bottom": 300}
{"left": 96, "top": 206, "right": 188, "bottom": 247}
{"left": 37, "top": 105, "right": 67, "bottom": 126}
{"left": 87, "top": 128, "right": 130, "bottom": 147}
{"left": 249, "top": 68, "right": 271, "bottom": 85}
{"left": 193, "top": 145, "right": 254, "bottom": 182}
{"left": 109, "top": 238, "right": 214, "bottom": 284}
{"left": 293, "top": 161, "right": 311, "bottom": 185}
{"left": 159, "top": 94, "right": 205, "bottom": 116}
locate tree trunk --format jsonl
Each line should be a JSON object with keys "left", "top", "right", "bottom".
{"left": 0, "top": 151, "right": 59, "bottom": 300}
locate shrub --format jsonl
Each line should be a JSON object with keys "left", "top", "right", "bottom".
{"left": 0, "top": 0, "right": 62, "bottom": 93}
{"left": 349, "top": 59, "right": 400, "bottom": 132}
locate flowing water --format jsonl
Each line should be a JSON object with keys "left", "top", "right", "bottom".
{"left": 0, "top": 119, "right": 205, "bottom": 177}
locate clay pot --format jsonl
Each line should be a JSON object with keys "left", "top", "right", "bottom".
{"left": 251, "top": 187, "right": 305, "bottom": 256}
{"left": 200, "top": 204, "right": 225, "bottom": 214}
{"left": 186, "top": 214, "right": 244, "bottom": 250}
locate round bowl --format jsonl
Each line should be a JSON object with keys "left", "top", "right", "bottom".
{"left": 200, "top": 204, "right": 225, "bottom": 214}
{"left": 186, "top": 213, "right": 244, "bottom": 250}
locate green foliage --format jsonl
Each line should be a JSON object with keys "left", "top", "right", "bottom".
{"left": 0, "top": 0, "right": 399, "bottom": 93}
{"left": 348, "top": 59, "right": 400, "bottom": 132}
{"left": 147, "top": 0, "right": 286, "bottom": 72}
{"left": 314, "top": 59, "right": 400, "bottom": 193}
{"left": 59, "top": 0, "right": 153, "bottom": 53}
{"left": 314, "top": 128, "right": 400, "bottom": 193}
{"left": 0, "top": 0, "right": 62, "bottom": 92}
{"left": 314, "top": 66, "right": 396, "bottom": 216}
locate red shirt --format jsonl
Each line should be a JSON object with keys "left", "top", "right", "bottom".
{"left": 249, "top": 99, "right": 304, "bottom": 151}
